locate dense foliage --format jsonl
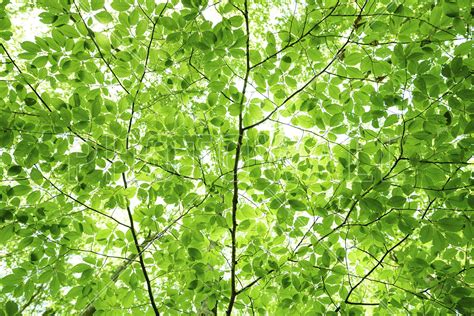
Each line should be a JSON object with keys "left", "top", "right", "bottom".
{"left": 0, "top": 0, "right": 473, "bottom": 314}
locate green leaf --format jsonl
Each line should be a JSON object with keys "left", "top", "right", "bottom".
{"left": 11, "top": 185, "right": 31, "bottom": 196}
{"left": 95, "top": 11, "right": 113, "bottom": 24}
{"left": 388, "top": 196, "right": 405, "bottom": 207}
{"left": 111, "top": 0, "right": 130, "bottom": 11}
{"left": 21, "top": 41, "right": 40, "bottom": 53}
{"left": 91, "top": 0, "right": 105, "bottom": 10}
{"left": 451, "top": 287, "right": 471, "bottom": 298}
{"left": 419, "top": 226, "right": 432, "bottom": 243}
{"left": 5, "top": 300, "right": 18, "bottom": 316}
{"left": 288, "top": 199, "right": 306, "bottom": 211}
{"left": 95, "top": 33, "right": 111, "bottom": 51}
{"left": 443, "top": 1, "right": 459, "bottom": 17}
{"left": 59, "top": 25, "right": 79, "bottom": 38}
{"left": 7, "top": 165, "right": 22, "bottom": 176}
{"left": 282, "top": 55, "right": 291, "bottom": 64}
{"left": 454, "top": 41, "right": 473, "bottom": 56}
{"left": 187, "top": 247, "right": 202, "bottom": 260}
{"left": 24, "top": 98, "right": 36, "bottom": 107}
{"left": 30, "top": 168, "right": 43, "bottom": 185}
{"left": 25, "top": 148, "right": 39, "bottom": 168}
{"left": 0, "top": 225, "right": 14, "bottom": 244}
{"left": 161, "top": 17, "right": 178, "bottom": 30}
{"left": 456, "top": 297, "right": 474, "bottom": 314}
{"left": 360, "top": 197, "right": 383, "bottom": 212}
{"left": 136, "top": 20, "right": 148, "bottom": 36}
{"left": 72, "top": 263, "right": 91, "bottom": 273}
{"left": 438, "top": 218, "right": 464, "bottom": 232}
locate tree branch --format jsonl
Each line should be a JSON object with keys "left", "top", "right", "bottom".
{"left": 19, "top": 286, "right": 43, "bottom": 314}
{"left": 72, "top": 1, "right": 130, "bottom": 95}
{"left": 250, "top": 0, "right": 340, "bottom": 70}
{"left": 244, "top": 0, "right": 367, "bottom": 131}
{"left": 121, "top": 173, "right": 160, "bottom": 315}
{"left": 126, "top": 2, "right": 168, "bottom": 150}
{"left": 39, "top": 168, "right": 131, "bottom": 228}
{"left": 235, "top": 270, "right": 275, "bottom": 296}
{"left": 335, "top": 233, "right": 411, "bottom": 312}
{"left": 81, "top": 191, "right": 212, "bottom": 316}
{"left": 226, "top": 1, "right": 250, "bottom": 314}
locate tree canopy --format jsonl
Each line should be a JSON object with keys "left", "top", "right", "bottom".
{"left": 0, "top": 0, "right": 473, "bottom": 314}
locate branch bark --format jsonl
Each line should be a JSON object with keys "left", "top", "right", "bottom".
{"left": 81, "top": 193, "right": 211, "bottom": 316}
{"left": 126, "top": 3, "right": 168, "bottom": 149}
{"left": 335, "top": 233, "right": 411, "bottom": 312}
{"left": 121, "top": 173, "right": 160, "bottom": 315}
{"left": 72, "top": 1, "right": 130, "bottom": 95}
{"left": 226, "top": 1, "right": 250, "bottom": 314}
{"left": 243, "top": 0, "right": 367, "bottom": 131}
{"left": 39, "top": 168, "right": 131, "bottom": 228}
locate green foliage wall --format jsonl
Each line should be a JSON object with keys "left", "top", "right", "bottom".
{"left": 0, "top": 0, "right": 473, "bottom": 314}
